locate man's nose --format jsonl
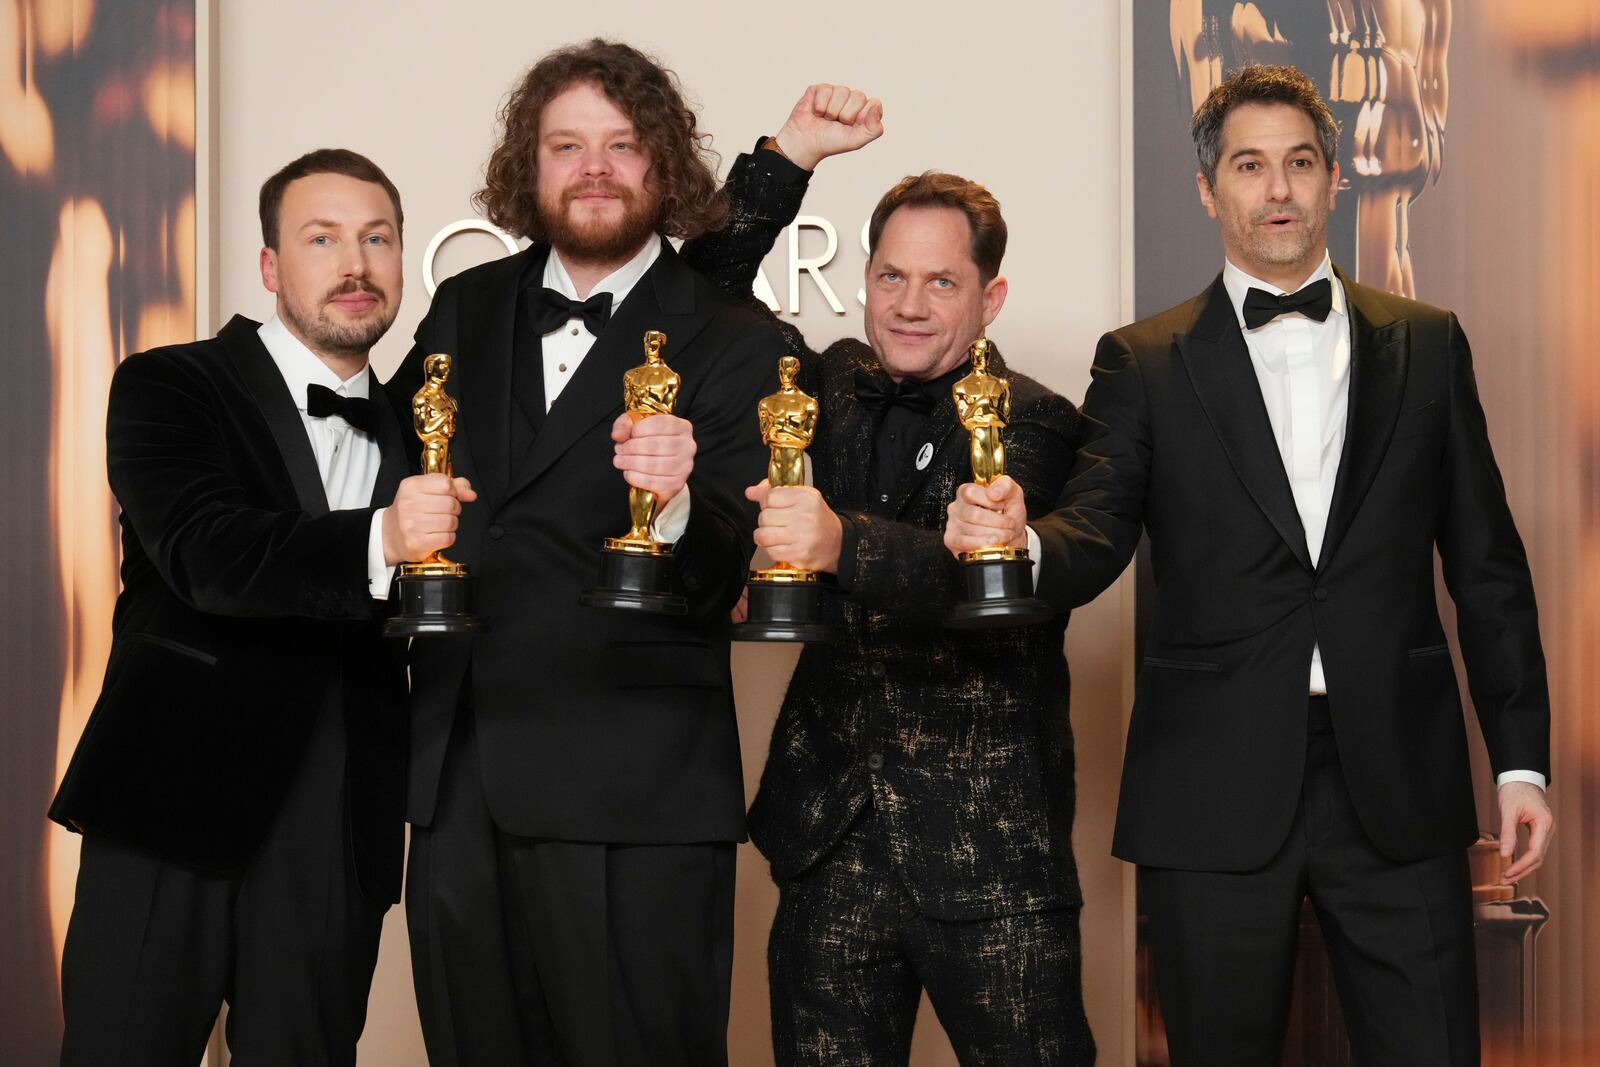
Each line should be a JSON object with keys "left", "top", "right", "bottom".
{"left": 580, "top": 146, "right": 613, "bottom": 177}
{"left": 1265, "top": 164, "right": 1293, "bottom": 202}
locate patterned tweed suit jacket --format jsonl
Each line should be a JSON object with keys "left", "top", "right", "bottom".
{"left": 686, "top": 149, "right": 1085, "bottom": 920}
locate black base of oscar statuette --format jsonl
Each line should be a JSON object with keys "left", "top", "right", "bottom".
{"left": 384, "top": 565, "right": 488, "bottom": 637}
{"left": 579, "top": 540, "right": 687, "bottom": 615}
{"left": 946, "top": 553, "right": 1054, "bottom": 629}
{"left": 733, "top": 571, "right": 830, "bottom": 643}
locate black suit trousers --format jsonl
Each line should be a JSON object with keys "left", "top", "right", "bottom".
{"left": 59, "top": 704, "right": 383, "bottom": 1067}
{"left": 407, "top": 713, "right": 736, "bottom": 1067}
{"left": 768, "top": 810, "right": 1095, "bottom": 1066}
{"left": 1140, "top": 698, "right": 1478, "bottom": 1066}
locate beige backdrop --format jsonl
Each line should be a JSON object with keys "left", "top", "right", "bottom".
{"left": 214, "top": 3, "right": 1134, "bottom": 1063}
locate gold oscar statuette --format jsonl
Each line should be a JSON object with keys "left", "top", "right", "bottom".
{"left": 580, "top": 330, "right": 689, "bottom": 614}
{"left": 947, "top": 336, "right": 1052, "bottom": 629}
{"left": 735, "top": 354, "right": 830, "bottom": 642}
{"left": 384, "top": 352, "right": 488, "bottom": 636}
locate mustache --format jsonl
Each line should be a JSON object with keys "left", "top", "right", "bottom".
{"left": 1254, "top": 204, "right": 1306, "bottom": 224}
{"left": 323, "top": 279, "right": 386, "bottom": 303}
{"left": 562, "top": 181, "right": 634, "bottom": 206}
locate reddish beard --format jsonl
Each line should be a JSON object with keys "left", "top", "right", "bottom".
{"left": 539, "top": 180, "right": 661, "bottom": 264}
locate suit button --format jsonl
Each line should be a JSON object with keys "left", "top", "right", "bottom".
{"left": 869, "top": 661, "right": 886, "bottom": 678}
{"left": 1313, "top": 587, "right": 1328, "bottom": 602}
{"left": 866, "top": 752, "right": 885, "bottom": 770}
{"left": 488, "top": 524, "right": 505, "bottom": 540}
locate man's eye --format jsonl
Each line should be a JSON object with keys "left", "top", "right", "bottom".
{"left": 613, "top": 142, "right": 635, "bottom": 152}
{"left": 933, "top": 278, "right": 953, "bottom": 289}
{"left": 882, "top": 272, "right": 900, "bottom": 283}
{"left": 1239, "top": 161, "right": 1258, "bottom": 172}
{"left": 365, "top": 235, "right": 387, "bottom": 245}
{"left": 311, "top": 235, "right": 331, "bottom": 245}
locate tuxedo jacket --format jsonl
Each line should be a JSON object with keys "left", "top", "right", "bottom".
{"left": 1032, "top": 272, "right": 1551, "bottom": 871}
{"left": 49, "top": 316, "right": 410, "bottom": 903}
{"left": 684, "top": 149, "right": 1085, "bottom": 920}
{"left": 387, "top": 239, "right": 780, "bottom": 844}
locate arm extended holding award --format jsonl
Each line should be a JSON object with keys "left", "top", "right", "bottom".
{"left": 385, "top": 352, "right": 488, "bottom": 636}
{"left": 946, "top": 337, "right": 1053, "bottom": 629}
{"left": 579, "top": 330, "right": 690, "bottom": 615}
{"left": 732, "top": 354, "right": 830, "bottom": 642}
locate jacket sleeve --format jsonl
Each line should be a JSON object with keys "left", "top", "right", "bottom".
{"left": 846, "top": 392, "right": 1082, "bottom": 620}
{"left": 682, "top": 143, "right": 812, "bottom": 302}
{"left": 107, "top": 351, "right": 376, "bottom": 620}
{"left": 1031, "top": 331, "right": 1150, "bottom": 610}
{"left": 1435, "top": 313, "right": 1552, "bottom": 781}
{"left": 673, "top": 315, "right": 786, "bottom": 619}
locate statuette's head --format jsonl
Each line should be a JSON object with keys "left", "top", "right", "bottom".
{"left": 424, "top": 352, "right": 452, "bottom": 382}
{"left": 778, "top": 354, "right": 800, "bottom": 386}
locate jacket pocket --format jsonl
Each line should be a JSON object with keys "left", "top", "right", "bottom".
{"left": 129, "top": 631, "right": 219, "bottom": 667}
{"left": 1142, "top": 656, "right": 1220, "bottom": 673}
{"left": 1407, "top": 642, "right": 1450, "bottom": 659}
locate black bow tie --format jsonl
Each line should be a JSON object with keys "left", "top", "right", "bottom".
{"left": 306, "top": 383, "right": 374, "bottom": 432}
{"left": 1241, "top": 278, "right": 1333, "bottom": 330}
{"left": 854, "top": 368, "right": 938, "bottom": 414}
{"left": 526, "top": 287, "right": 613, "bottom": 337}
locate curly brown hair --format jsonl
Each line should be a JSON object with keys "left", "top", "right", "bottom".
{"left": 474, "top": 39, "right": 727, "bottom": 242}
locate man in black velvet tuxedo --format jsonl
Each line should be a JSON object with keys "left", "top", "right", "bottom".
{"left": 387, "top": 40, "right": 783, "bottom": 1066}
{"left": 49, "top": 150, "right": 466, "bottom": 1065}
{"left": 682, "top": 89, "right": 1094, "bottom": 1064}
{"left": 947, "top": 64, "right": 1556, "bottom": 1064}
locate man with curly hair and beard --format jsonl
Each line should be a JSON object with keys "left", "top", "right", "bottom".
{"left": 386, "top": 39, "right": 787, "bottom": 1066}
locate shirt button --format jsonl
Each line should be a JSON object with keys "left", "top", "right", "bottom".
{"left": 488, "top": 524, "right": 505, "bottom": 540}
{"left": 869, "top": 661, "right": 886, "bottom": 678}
{"left": 879, "top": 493, "right": 889, "bottom": 503}
{"left": 558, "top": 363, "right": 568, "bottom": 372}
{"left": 570, "top": 327, "right": 579, "bottom": 336}
{"left": 1313, "top": 588, "right": 1328, "bottom": 602}
{"left": 866, "top": 752, "right": 885, "bottom": 771}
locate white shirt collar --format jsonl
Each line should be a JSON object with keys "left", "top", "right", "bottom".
{"left": 1221, "top": 251, "right": 1346, "bottom": 334}
{"left": 544, "top": 236, "right": 662, "bottom": 306}
{"left": 258, "top": 314, "right": 370, "bottom": 410}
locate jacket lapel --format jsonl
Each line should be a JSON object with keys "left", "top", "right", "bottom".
{"left": 506, "top": 239, "right": 710, "bottom": 500}
{"left": 227, "top": 315, "right": 331, "bottom": 516}
{"left": 1318, "top": 269, "right": 1408, "bottom": 572}
{"left": 366, "top": 363, "right": 408, "bottom": 507}
{"left": 1176, "top": 277, "right": 1313, "bottom": 571}
{"left": 456, "top": 247, "right": 538, "bottom": 508}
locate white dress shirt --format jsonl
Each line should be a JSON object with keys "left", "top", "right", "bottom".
{"left": 542, "top": 240, "right": 690, "bottom": 541}
{"left": 1222, "top": 254, "right": 1348, "bottom": 696}
{"left": 257, "top": 316, "right": 393, "bottom": 599}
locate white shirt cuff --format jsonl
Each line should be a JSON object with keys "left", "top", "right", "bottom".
{"left": 1497, "top": 770, "right": 1547, "bottom": 791}
{"left": 368, "top": 508, "right": 395, "bottom": 600}
{"left": 652, "top": 485, "right": 691, "bottom": 543}
{"left": 1026, "top": 525, "right": 1042, "bottom": 583}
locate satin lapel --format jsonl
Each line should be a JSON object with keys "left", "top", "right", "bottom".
{"left": 456, "top": 247, "right": 538, "bottom": 508}
{"left": 507, "top": 240, "right": 710, "bottom": 499}
{"left": 366, "top": 364, "right": 407, "bottom": 507}
{"left": 227, "top": 316, "right": 330, "bottom": 516}
{"left": 1176, "top": 277, "right": 1313, "bottom": 570}
{"left": 1318, "top": 271, "right": 1408, "bottom": 573}
{"left": 829, "top": 399, "right": 878, "bottom": 510}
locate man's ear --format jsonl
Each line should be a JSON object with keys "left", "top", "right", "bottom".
{"left": 260, "top": 246, "right": 280, "bottom": 294}
{"left": 980, "top": 274, "right": 1009, "bottom": 329}
{"left": 1196, "top": 172, "right": 1219, "bottom": 220}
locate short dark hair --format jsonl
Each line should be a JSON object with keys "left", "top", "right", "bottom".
{"left": 866, "top": 172, "right": 1007, "bottom": 283}
{"left": 475, "top": 38, "right": 727, "bottom": 242}
{"left": 258, "top": 148, "right": 403, "bottom": 249}
{"left": 1192, "top": 64, "right": 1339, "bottom": 187}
